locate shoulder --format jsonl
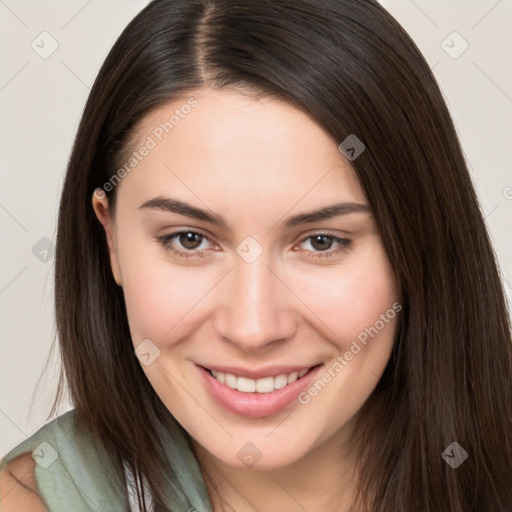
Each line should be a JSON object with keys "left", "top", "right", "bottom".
{"left": 0, "top": 411, "right": 76, "bottom": 511}
{"left": 0, "top": 452, "right": 47, "bottom": 511}
{"left": 0, "top": 409, "right": 130, "bottom": 511}
{"left": 0, "top": 410, "right": 75, "bottom": 475}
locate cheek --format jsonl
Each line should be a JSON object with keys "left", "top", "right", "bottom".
{"left": 117, "top": 225, "right": 398, "bottom": 357}
{"left": 292, "top": 251, "right": 399, "bottom": 436}
{"left": 293, "top": 247, "right": 399, "bottom": 349}
{"left": 116, "top": 238, "right": 209, "bottom": 344}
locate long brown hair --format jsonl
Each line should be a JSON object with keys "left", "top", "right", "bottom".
{"left": 46, "top": 0, "right": 512, "bottom": 510}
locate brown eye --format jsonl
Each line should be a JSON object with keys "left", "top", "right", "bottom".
{"left": 156, "top": 230, "right": 214, "bottom": 260}
{"left": 179, "top": 232, "right": 203, "bottom": 250}
{"left": 298, "top": 233, "right": 352, "bottom": 259}
{"left": 310, "top": 235, "right": 334, "bottom": 251}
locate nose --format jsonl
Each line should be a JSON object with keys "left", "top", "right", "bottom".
{"left": 214, "top": 251, "right": 298, "bottom": 352}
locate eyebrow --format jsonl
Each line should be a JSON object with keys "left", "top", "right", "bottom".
{"left": 139, "top": 196, "right": 371, "bottom": 229}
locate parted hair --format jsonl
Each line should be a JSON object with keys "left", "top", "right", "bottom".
{"left": 46, "top": 0, "right": 512, "bottom": 510}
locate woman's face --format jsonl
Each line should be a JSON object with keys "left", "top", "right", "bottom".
{"left": 93, "top": 87, "right": 399, "bottom": 470}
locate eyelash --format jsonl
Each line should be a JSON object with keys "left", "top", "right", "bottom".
{"left": 156, "top": 230, "right": 352, "bottom": 260}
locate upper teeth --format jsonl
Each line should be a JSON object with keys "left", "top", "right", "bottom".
{"left": 211, "top": 368, "right": 309, "bottom": 393}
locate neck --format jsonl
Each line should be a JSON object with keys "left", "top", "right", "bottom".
{"left": 191, "top": 418, "right": 362, "bottom": 512}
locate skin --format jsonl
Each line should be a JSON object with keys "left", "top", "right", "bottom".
{"left": 92, "top": 87, "right": 399, "bottom": 511}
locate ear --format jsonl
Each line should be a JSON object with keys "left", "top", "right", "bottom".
{"left": 91, "top": 189, "right": 122, "bottom": 286}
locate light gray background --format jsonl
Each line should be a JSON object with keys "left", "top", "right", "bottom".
{"left": 1, "top": 0, "right": 511, "bottom": 457}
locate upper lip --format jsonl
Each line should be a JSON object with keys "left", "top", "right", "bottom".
{"left": 198, "top": 363, "right": 319, "bottom": 379}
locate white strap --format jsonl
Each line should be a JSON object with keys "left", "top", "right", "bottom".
{"left": 123, "top": 459, "right": 156, "bottom": 512}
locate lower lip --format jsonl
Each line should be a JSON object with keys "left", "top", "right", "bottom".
{"left": 197, "top": 364, "right": 322, "bottom": 418}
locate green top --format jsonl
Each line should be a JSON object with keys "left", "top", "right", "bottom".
{"left": 0, "top": 409, "right": 213, "bottom": 511}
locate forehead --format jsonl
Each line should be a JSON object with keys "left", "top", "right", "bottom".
{"left": 115, "top": 88, "right": 367, "bottom": 214}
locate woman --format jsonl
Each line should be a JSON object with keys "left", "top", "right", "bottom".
{"left": 1, "top": 0, "right": 511, "bottom": 511}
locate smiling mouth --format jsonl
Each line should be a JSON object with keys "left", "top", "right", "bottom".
{"left": 204, "top": 366, "right": 318, "bottom": 393}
